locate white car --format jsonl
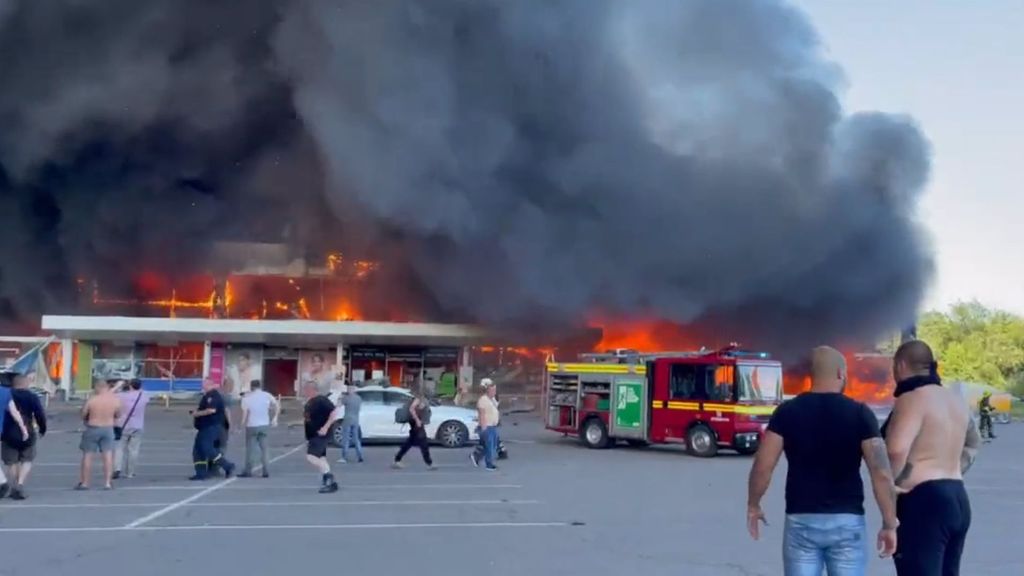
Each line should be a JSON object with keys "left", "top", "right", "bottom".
{"left": 326, "top": 385, "right": 479, "bottom": 448}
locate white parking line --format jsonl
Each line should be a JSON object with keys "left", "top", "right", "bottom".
{"left": 123, "top": 444, "right": 305, "bottom": 529}
{"left": 35, "top": 463, "right": 199, "bottom": 467}
{"left": 0, "top": 521, "right": 572, "bottom": 534}
{"left": 25, "top": 483, "right": 523, "bottom": 492}
{"left": 0, "top": 499, "right": 540, "bottom": 509}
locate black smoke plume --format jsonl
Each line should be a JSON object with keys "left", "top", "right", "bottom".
{"left": 0, "top": 0, "right": 932, "bottom": 352}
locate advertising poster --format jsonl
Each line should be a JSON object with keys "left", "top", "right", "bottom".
{"left": 223, "top": 346, "right": 263, "bottom": 397}
{"left": 208, "top": 345, "right": 225, "bottom": 385}
{"left": 298, "top": 349, "right": 342, "bottom": 393}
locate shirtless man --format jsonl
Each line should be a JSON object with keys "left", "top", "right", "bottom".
{"left": 77, "top": 379, "right": 121, "bottom": 490}
{"left": 883, "top": 340, "right": 979, "bottom": 576}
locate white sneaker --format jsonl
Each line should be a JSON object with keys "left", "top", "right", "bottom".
{"left": 391, "top": 461, "right": 404, "bottom": 469}
{"left": 337, "top": 458, "right": 348, "bottom": 464}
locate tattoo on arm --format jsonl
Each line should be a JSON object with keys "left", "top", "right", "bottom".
{"left": 864, "top": 438, "right": 894, "bottom": 476}
{"left": 961, "top": 417, "right": 980, "bottom": 475}
{"left": 894, "top": 461, "right": 913, "bottom": 487}
{"left": 863, "top": 438, "right": 899, "bottom": 527}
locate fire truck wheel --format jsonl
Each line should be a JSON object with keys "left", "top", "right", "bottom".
{"left": 581, "top": 417, "right": 610, "bottom": 449}
{"left": 686, "top": 424, "right": 718, "bottom": 458}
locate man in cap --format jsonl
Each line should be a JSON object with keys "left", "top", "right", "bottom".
{"left": 747, "top": 346, "right": 898, "bottom": 574}
{"left": 471, "top": 378, "right": 500, "bottom": 471}
{"left": 883, "top": 340, "right": 977, "bottom": 575}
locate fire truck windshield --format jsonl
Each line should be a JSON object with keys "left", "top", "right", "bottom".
{"left": 737, "top": 362, "right": 782, "bottom": 403}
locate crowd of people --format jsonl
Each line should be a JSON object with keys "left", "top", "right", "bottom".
{"left": 0, "top": 338, "right": 989, "bottom": 575}
{"left": 747, "top": 340, "right": 979, "bottom": 576}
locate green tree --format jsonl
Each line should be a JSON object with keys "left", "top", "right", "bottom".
{"left": 918, "top": 301, "right": 1024, "bottom": 390}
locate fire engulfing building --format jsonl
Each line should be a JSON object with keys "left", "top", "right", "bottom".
{"left": 41, "top": 315, "right": 486, "bottom": 399}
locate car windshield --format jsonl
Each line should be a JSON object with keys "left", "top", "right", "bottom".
{"left": 737, "top": 363, "right": 782, "bottom": 403}
{"left": 358, "top": 390, "right": 385, "bottom": 403}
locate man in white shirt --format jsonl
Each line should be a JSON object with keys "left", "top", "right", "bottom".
{"left": 471, "top": 379, "right": 501, "bottom": 471}
{"left": 238, "top": 380, "right": 280, "bottom": 478}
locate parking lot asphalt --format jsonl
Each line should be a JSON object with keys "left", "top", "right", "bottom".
{"left": 0, "top": 405, "right": 1020, "bottom": 576}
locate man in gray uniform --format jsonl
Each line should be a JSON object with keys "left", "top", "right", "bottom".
{"left": 338, "top": 384, "right": 364, "bottom": 463}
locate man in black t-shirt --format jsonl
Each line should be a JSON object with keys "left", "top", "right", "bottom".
{"left": 303, "top": 382, "right": 340, "bottom": 493}
{"left": 189, "top": 379, "right": 235, "bottom": 481}
{"left": 747, "top": 346, "right": 899, "bottom": 575}
{"left": 1, "top": 374, "right": 46, "bottom": 499}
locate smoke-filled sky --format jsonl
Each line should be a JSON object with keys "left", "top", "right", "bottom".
{"left": 0, "top": 0, "right": 933, "bottom": 351}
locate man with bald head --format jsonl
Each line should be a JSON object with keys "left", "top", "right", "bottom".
{"left": 883, "top": 340, "right": 977, "bottom": 576}
{"left": 748, "top": 346, "right": 898, "bottom": 575}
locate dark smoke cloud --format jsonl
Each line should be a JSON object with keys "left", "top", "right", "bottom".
{"left": 0, "top": 0, "right": 932, "bottom": 352}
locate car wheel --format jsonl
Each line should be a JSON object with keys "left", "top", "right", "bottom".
{"left": 581, "top": 417, "right": 610, "bottom": 449}
{"left": 686, "top": 424, "right": 718, "bottom": 458}
{"left": 328, "top": 421, "right": 344, "bottom": 448}
{"left": 436, "top": 421, "right": 469, "bottom": 448}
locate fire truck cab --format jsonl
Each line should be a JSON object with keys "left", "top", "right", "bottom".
{"left": 544, "top": 346, "right": 783, "bottom": 457}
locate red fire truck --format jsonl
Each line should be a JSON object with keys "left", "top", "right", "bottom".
{"left": 544, "top": 346, "right": 783, "bottom": 457}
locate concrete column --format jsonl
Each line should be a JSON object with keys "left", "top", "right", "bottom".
{"left": 60, "top": 338, "right": 74, "bottom": 398}
{"left": 202, "top": 340, "right": 212, "bottom": 377}
{"left": 336, "top": 341, "right": 346, "bottom": 379}
{"left": 457, "top": 346, "right": 474, "bottom": 404}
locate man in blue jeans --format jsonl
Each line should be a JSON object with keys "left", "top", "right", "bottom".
{"left": 747, "top": 346, "right": 899, "bottom": 575}
{"left": 338, "top": 384, "right": 364, "bottom": 464}
{"left": 471, "top": 379, "right": 500, "bottom": 470}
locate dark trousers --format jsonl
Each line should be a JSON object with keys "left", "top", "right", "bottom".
{"left": 193, "top": 426, "right": 231, "bottom": 477}
{"left": 894, "top": 479, "right": 971, "bottom": 576}
{"left": 979, "top": 414, "right": 996, "bottom": 438}
{"left": 395, "top": 424, "right": 432, "bottom": 465}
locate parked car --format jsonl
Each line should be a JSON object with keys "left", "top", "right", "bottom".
{"left": 325, "top": 385, "right": 479, "bottom": 448}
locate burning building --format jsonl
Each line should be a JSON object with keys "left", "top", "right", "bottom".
{"left": 1, "top": 1, "right": 933, "bottom": 396}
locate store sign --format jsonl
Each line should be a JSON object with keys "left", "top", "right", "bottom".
{"left": 350, "top": 347, "right": 387, "bottom": 360}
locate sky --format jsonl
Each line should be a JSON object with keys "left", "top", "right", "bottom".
{"left": 793, "top": 0, "right": 1024, "bottom": 315}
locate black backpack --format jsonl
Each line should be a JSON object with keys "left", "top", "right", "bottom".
{"left": 394, "top": 397, "right": 431, "bottom": 425}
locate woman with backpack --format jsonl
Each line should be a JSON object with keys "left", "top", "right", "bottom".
{"left": 392, "top": 386, "right": 436, "bottom": 470}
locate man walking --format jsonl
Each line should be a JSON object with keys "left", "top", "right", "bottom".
{"left": 471, "top": 379, "right": 500, "bottom": 471}
{"left": 239, "top": 380, "right": 279, "bottom": 478}
{"left": 0, "top": 376, "right": 28, "bottom": 498}
{"left": 189, "top": 379, "right": 235, "bottom": 481}
{"left": 1, "top": 373, "right": 45, "bottom": 499}
{"left": 977, "top": 390, "right": 996, "bottom": 441}
{"left": 883, "top": 340, "right": 978, "bottom": 576}
{"left": 78, "top": 379, "right": 121, "bottom": 490}
{"left": 338, "top": 384, "right": 364, "bottom": 464}
{"left": 302, "top": 382, "right": 339, "bottom": 493}
{"left": 392, "top": 385, "right": 435, "bottom": 470}
{"left": 747, "top": 346, "right": 899, "bottom": 575}
{"left": 113, "top": 379, "right": 149, "bottom": 480}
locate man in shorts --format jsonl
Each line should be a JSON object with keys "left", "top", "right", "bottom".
{"left": 303, "top": 382, "right": 339, "bottom": 493}
{"left": 1, "top": 373, "right": 47, "bottom": 499}
{"left": 78, "top": 379, "right": 121, "bottom": 490}
{"left": 0, "top": 375, "right": 29, "bottom": 499}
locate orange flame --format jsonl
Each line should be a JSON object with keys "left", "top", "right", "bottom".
{"left": 590, "top": 318, "right": 704, "bottom": 352}
{"left": 783, "top": 353, "right": 895, "bottom": 405}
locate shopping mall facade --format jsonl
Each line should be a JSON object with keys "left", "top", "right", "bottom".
{"left": 34, "top": 315, "right": 487, "bottom": 399}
